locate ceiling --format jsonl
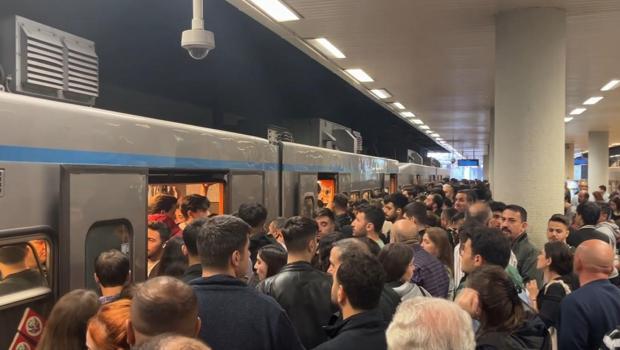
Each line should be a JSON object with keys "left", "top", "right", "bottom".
{"left": 227, "top": 0, "right": 620, "bottom": 156}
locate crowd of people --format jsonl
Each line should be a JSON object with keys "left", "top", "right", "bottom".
{"left": 9, "top": 179, "right": 620, "bottom": 350}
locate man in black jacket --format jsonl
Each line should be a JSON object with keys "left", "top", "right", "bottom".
{"left": 190, "top": 215, "right": 303, "bottom": 350}
{"left": 257, "top": 216, "right": 333, "bottom": 349}
{"left": 314, "top": 252, "right": 387, "bottom": 350}
{"left": 568, "top": 202, "right": 612, "bottom": 248}
{"left": 181, "top": 219, "right": 205, "bottom": 284}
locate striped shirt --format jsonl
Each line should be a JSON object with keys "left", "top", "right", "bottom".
{"left": 409, "top": 244, "right": 449, "bottom": 298}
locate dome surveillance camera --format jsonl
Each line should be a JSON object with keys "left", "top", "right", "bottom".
{"left": 181, "top": 28, "right": 215, "bottom": 60}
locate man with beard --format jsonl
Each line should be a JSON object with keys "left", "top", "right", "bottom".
{"left": 500, "top": 205, "right": 542, "bottom": 286}
{"left": 454, "top": 190, "right": 476, "bottom": 214}
{"left": 383, "top": 193, "right": 408, "bottom": 223}
{"left": 424, "top": 193, "right": 444, "bottom": 217}
{"left": 147, "top": 221, "right": 171, "bottom": 277}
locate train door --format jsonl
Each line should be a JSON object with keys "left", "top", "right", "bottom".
{"left": 318, "top": 173, "right": 338, "bottom": 209}
{"left": 337, "top": 173, "right": 351, "bottom": 197}
{"left": 227, "top": 171, "right": 265, "bottom": 212}
{"left": 389, "top": 174, "right": 398, "bottom": 193}
{"left": 298, "top": 173, "right": 318, "bottom": 218}
{"left": 59, "top": 166, "right": 147, "bottom": 293}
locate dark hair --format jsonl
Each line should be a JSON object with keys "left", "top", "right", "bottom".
{"left": 474, "top": 184, "right": 492, "bottom": 202}
{"left": 468, "top": 227, "right": 511, "bottom": 268}
{"left": 404, "top": 202, "right": 428, "bottom": 225}
{"left": 577, "top": 201, "right": 601, "bottom": 225}
{"left": 318, "top": 232, "right": 346, "bottom": 272}
{"left": 282, "top": 216, "right": 318, "bottom": 252}
{"left": 94, "top": 249, "right": 130, "bottom": 287}
{"left": 148, "top": 221, "right": 171, "bottom": 243}
{"left": 180, "top": 194, "right": 210, "bottom": 219}
{"left": 489, "top": 201, "right": 506, "bottom": 213}
{"left": 182, "top": 219, "right": 206, "bottom": 256}
{"left": 424, "top": 227, "right": 454, "bottom": 275}
{"left": 384, "top": 193, "right": 409, "bottom": 210}
{"left": 378, "top": 243, "right": 413, "bottom": 283}
{"left": 544, "top": 241, "right": 573, "bottom": 276}
{"left": 237, "top": 203, "right": 268, "bottom": 228}
{"left": 271, "top": 217, "right": 288, "bottom": 230}
{"left": 504, "top": 204, "right": 528, "bottom": 222}
{"left": 548, "top": 213, "right": 569, "bottom": 228}
{"left": 153, "top": 237, "right": 188, "bottom": 278}
{"left": 357, "top": 237, "right": 381, "bottom": 256}
{"left": 196, "top": 215, "right": 250, "bottom": 269}
{"left": 131, "top": 276, "right": 198, "bottom": 337}
{"left": 429, "top": 193, "right": 444, "bottom": 209}
{"left": 314, "top": 207, "right": 335, "bottom": 221}
{"left": 333, "top": 194, "right": 349, "bottom": 210}
{"left": 600, "top": 185, "right": 607, "bottom": 192}
{"left": 598, "top": 202, "right": 612, "bottom": 219}
{"left": 467, "top": 265, "right": 524, "bottom": 335}
{"left": 337, "top": 253, "right": 385, "bottom": 310}
{"left": 457, "top": 189, "right": 477, "bottom": 203}
{"left": 359, "top": 205, "right": 386, "bottom": 233}
{"left": 0, "top": 243, "right": 28, "bottom": 264}
{"left": 148, "top": 195, "right": 178, "bottom": 215}
{"left": 613, "top": 197, "right": 620, "bottom": 212}
{"left": 257, "top": 244, "right": 287, "bottom": 278}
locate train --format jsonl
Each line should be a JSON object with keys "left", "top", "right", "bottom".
{"left": 0, "top": 91, "right": 449, "bottom": 347}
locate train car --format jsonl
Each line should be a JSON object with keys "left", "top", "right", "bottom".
{"left": 397, "top": 163, "right": 442, "bottom": 189}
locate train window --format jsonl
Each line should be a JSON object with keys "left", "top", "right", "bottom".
{"left": 301, "top": 193, "right": 315, "bottom": 218}
{"left": 0, "top": 239, "right": 51, "bottom": 307}
{"left": 84, "top": 221, "right": 132, "bottom": 291}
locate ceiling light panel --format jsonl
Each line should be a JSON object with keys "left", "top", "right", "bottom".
{"left": 419, "top": 125, "right": 430, "bottom": 129}
{"left": 570, "top": 108, "right": 586, "bottom": 115}
{"left": 400, "top": 111, "right": 415, "bottom": 118}
{"left": 345, "top": 69, "right": 373, "bottom": 82}
{"left": 308, "top": 38, "right": 345, "bottom": 59}
{"left": 411, "top": 119, "right": 424, "bottom": 125}
{"left": 564, "top": 117, "right": 573, "bottom": 122}
{"left": 391, "top": 102, "right": 405, "bottom": 110}
{"left": 583, "top": 96, "right": 603, "bottom": 105}
{"left": 249, "top": 0, "right": 300, "bottom": 22}
{"left": 370, "top": 89, "right": 392, "bottom": 99}
{"left": 425, "top": 130, "right": 433, "bottom": 134}
{"left": 601, "top": 80, "right": 620, "bottom": 91}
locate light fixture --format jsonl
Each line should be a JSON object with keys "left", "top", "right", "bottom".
{"left": 583, "top": 96, "right": 603, "bottom": 105}
{"left": 400, "top": 111, "right": 415, "bottom": 118}
{"left": 391, "top": 102, "right": 405, "bottom": 110}
{"left": 345, "top": 69, "right": 374, "bottom": 82}
{"left": 425, "top": 130, "right": 433, "bottom": 134}
{"left": 431, "top": 133, "right": 440, "bottom": 138}
{"left": 307, "top": 38, "right": 345, "bottom": 59}
{"left": 249, "top": 0, "right": 300, "bottom": 22}
{"left": 370, "top": 89, "right": 392, "bottom": 99}
{"left": 419, "top": 125, "right": 430, "bottom": 129}
{"left": 570, "top": 108, "right": 586, "bottom": 115}
{"left": 601, "top": 79, "right": 620, "bottom": 91}
{"left": 411, "top": 119, "right": 424, "bottom": 125}
{"left": 564, "top": 117, "right": 573, "bottom": 122}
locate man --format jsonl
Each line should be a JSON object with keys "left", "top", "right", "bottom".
{"left": 257, "top": 217, "right": 332, "bottom": 349}
{"left": 179, "top": 194, "right": 210, "bottom": 230}
{"left": 238, "top": 203, "right": 276, "bottom": 265}
{"left": 0, "top": 244, "right": 46, "bottom": 295}
{"left": 127, "top": 276, "right": 201, "bottom": 347}
{"left": 571, "top": 180, "right": 589, "bottom": 207}
{"left": 135, "top": 334, "right": 211, "bottom": 350}
{"left": 403, "top": 202, "right": 428, "bottom": 239}
{"left": 314, "top": 253, "right": 387, "bottom": 350}
{"left": 315, "top": 208, "right": 337, "bottom": 240}
{"left": 148, "top": 194, "right": 181, "bottom": 237}
{"left": 386, "top": 297, "right": 475, "bottom": 350}
{"left": 597, "top": 202, "right": 619, "bottom": 253}
{"left": 577, "top": 190, "right": 590, "bottom": 206}
{"left": 147, "top": 221, "right": 171, "bottom": 277}
{"left": 190, "top": 215, "right": 303, "bottom": 350}
{"left": 488, "top": 201, "right": 506, "bottom": 229}
{"left": 333, "top": 194, "right": 352, "bottom": 229}
{"left": 501, "top": 205, "right": 541, "bottom": 285}
{"left": 181, "top": 219, "right": 205, "bottom": 283}
{"left": 383, "top": 193, "right": 408, "bottom": 223}
{"left": 443, "top": 183, "right": 455, "bottom": 202}
{"left": 352, "top": 205, "right": 386, "bottom": 248}
{"left": 267, "top": 217, "right": 287, "bottom": 249}
{"left": 454, "top": 190, "right": 475, "bottom": 213}
{"left": 559, "top": 240, "right": 620, "bottom": 349}
{"left": 547, "top": 214, "right": 571, "bottom": 244}
{"left": 424, "top": 193, "right": 444, "bottom": 217}
{"left": 94, "top": 249, "right": 130, "bottom": 304}
{"left": 391, "top": 219, "right": 449, "bottom": 298}
{"left": 567, "top": 202, "right": 611, "bottom": 248}
{"left": 600, "top": 185, "right": 610, "bottom": 201}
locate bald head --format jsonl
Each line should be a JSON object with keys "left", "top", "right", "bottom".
{"left": 575, "top": 239, "right": 614, "bottom": 276}
{"left": 135, "top": 333, "right": 211, "bottom": 350}
{"left": 466, "top": 202, "right": 492, "bottom": 226}
{"left": 391, "top": 219, "right": 420, "bottom": 244}
{"left": 130, "top": 276, "right": 199, "bottom": 345}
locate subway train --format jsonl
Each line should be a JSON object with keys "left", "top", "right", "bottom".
{"left": 0, "top": 91, "right": 447, "bottom": 347}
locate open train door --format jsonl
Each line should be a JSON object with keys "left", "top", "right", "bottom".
{"left": 59, "top": 166, "right": 147, "bottom": 294}
{"left": 298, "top": 173, "right": 318, "bottom": 218}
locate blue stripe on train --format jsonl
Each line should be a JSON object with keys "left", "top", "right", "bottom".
{"left": 0, "top": 144, "right": 348, "bottom": 173}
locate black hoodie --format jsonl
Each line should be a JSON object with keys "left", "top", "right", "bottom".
{"left": 476, "top": 313, "right": 550, "bottom": 350}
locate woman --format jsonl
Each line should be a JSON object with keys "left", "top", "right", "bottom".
{"left": 254, "top": 244, "right": 287, "bottom": 282}
{"left": 37, "top": 289, "right": 99, "bottom": 350}
{"left": 525, "top": 241, "right": 574, "bottom": 329}
{"left": 378, "top": 243, "right": 428, "bottom": 300}
{"left": 456, "top": 265, "right": 549, "bottom": 349}
{"left": 150, "top": 236, "right": 188, "bottom": 278}
{"left": 421, "top": 227, "right": 455, "bottom": 298}
{"left": 86, "top": 299, "right": 131, "bottom": 350}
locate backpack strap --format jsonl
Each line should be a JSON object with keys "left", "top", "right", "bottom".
{"left": 543, "top": 279, "right": 571, "bottom": 296}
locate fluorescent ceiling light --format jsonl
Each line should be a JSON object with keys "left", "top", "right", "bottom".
{"left": 345, "top": 69, "right": 374, "bottom": 82}
{"left": 601, "top": 80, "right": 620, "bottom": 91}
{"left": 419, "top": 125, "right": 430, "bottom": 129}
{"left": 370, "top": 89, "right": 392, "bottom": 99}
{"left": 583, "top": 96, "right": 603, "bottom": 105}
{"left": 425, "top": 130, "right": 433, "bottom": 134}
{"left": 411, "top": 119, "right": 424, "bottom": 125}
{"left": 308, "top": 38, "right": 345, "bottom": 59}
{"left": 249, "top": 0, "right": 300, "bottom": 22}
{"left": 564, "top": 117, "right": 573, "bottom": 122}
{"left": 400, "top": 111, "right": 415, "bottom": 118}
{"left": 391, "top": 102, "right": 405, "bottom": 110}
{"left": 570, "top": 108, "right": 586, "bottom": 115}
{"left": 431, "top": 133, "right": 440, "bottom": 138}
